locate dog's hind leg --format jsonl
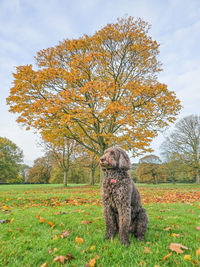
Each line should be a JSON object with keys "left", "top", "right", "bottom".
{"left": 134, "top": 208, "right": 149, "bottom": 241}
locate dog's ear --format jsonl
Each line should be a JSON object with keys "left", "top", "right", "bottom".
{"left": 118, "top": 149, "right": 131, "bottom": 170}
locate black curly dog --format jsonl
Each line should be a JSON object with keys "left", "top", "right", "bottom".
{"left": 100, "top": 147, "right": 149, "bottom": 246}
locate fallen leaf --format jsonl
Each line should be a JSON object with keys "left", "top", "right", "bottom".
{"left": 60, "top": 230, "right": 70, "bottom": 239}
{"left": 53, "top": 248, "right": 58, "bottom": 253}
{"left": 155, "top": 216, "right": 163, "bottom": 219}
{"left": 53, "top": 235, "right": 58, "bottom": 240}
{"left": 40, "top": 263, "right": 48, "bottom": 267}
{"left": 47, "top": 221, "right": 54, "bottom": 227}
{"left": 89, "top": 258, "right": 96, "bottom": 267}
{"left": 94, "top": 254, "right": 100, "bottom": 259}
{"left": 40, "top": 218, "right": 47, "bottom": 223}
{"left": 163, "top": 252, "right": 172, "bottom": 260}
{"left": 48, "top": 248, "right": 52, "bottom": 254}
{"left": 184, "top": 255, "right": 191, "bottom": 261}
{"left": 76, "top": 236, "right": 84, "bottom": 244}
{"left": 144, "top": 247, "right": 151, "bottom": 253}
{"left": 174, "top": 259, "right": 179, "bottom": 265}
{"left": 139, "top": 261, "right": 146, "bottom": 266}
{"left": 66, "top": 254, "right": 75, "bottom": 261}
{"left": 196, "top": 226, "right": 200, "bottom": 231}
{"left": 82, "top": 220, "right": 92, "bottom": 224}
{"left": 53, "top": 256, "right": 67, "bottom": 264}
{"left": 169, "top": 243, "right": 188, "bottom": 254}
{"left": 90, "top": 245, "right": 95, "bottom": 251}
{"left": 171, "top": 233, "right": 180, "bottom": 237}
{"left": 196, "top": 248, "right": 200, "bottom": 256}
{"left": 9, "top": 218, "right": 14, "bottom": 224}
{"left": 164, "top": 227, "right": 171, "bottom": 231}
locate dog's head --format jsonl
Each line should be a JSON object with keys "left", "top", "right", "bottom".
{"left": 100, "top": 147, "right": 131, "bottom": 171}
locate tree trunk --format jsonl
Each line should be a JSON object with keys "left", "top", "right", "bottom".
{"left": 196, "top": 170, "right": 200, "bottom": 184}
{"left": 63, "top": 169, "right": 68, "bottom": 187}
{"left": 153, "top": 174, "right": 158, "bottom": 184}
{"left": 91, "top": 167, "right": 95, "bottom": 185}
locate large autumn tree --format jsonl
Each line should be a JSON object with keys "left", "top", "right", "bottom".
{"left": 7, "top": 16, "right": 181, "bottom": 156}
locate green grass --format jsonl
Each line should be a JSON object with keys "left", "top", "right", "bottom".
{"left": 0, "top": 184, "right": 200, "bottom": 266}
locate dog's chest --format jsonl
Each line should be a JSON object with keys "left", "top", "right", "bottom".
{"left": 102, "top": 179, "right": 121, "bottom": 207}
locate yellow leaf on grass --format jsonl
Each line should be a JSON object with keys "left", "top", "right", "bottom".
{"left": 89, "top": 258, "right": 96, "bottom": 267}
{"left": 144, "top": 247, "right": 151, "bottom": 253}
{"left": 9, "top": 218, "right": 14, "bottom": 224}
{"left": 196, "top": 248, "right": 200, "bottom": 256}
{"left": 184, "top": 255, "right": 191, "bottom": 261}
{"left": 163, "top": 252, "right": 172, "bottom": 260}
{"left": 90, "top": 245, "right": 95, "bottom": 251}
{"left": 76, "top": 236, "right": 84, "bottom": 244}
{"left": 40, "top": 263, "right": 48, "bottom": 267}
{"left": 171, "top": 233, "right": 180, "bottom": 237}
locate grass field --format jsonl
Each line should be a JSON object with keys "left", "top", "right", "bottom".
{"left": 0, "top": 183, "right": 200, "bottom": 267}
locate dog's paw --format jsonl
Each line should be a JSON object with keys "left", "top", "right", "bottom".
{"left": 105, "top": 234, "right": 113, "bottom": 240}
{"left": 121, "top": 240, "right": 130, "bottom": 247}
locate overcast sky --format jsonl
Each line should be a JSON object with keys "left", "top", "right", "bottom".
{"left": 0, "top": 0, "right": 200, "bottom": 165}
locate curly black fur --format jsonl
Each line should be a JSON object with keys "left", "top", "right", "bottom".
{"left": 100, "top": 147, "right": 149, "bottom": 246}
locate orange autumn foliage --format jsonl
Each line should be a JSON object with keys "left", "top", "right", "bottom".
{"left": 7, "top": 16, "right": 181, "bottom": 156}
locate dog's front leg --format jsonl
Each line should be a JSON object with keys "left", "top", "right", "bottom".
{"left": 118, "top": 206, "right": 131, "bottom": 247}
{"left": 103, "top": 204, "right": 118, "bottom": 239}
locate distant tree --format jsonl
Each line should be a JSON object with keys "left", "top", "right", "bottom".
{"left": 160, "top": 115, "right": 200, "bottom": 184}
{"left": 19, "top": 164, "right": 30, "bottom": 182}
{"left": 0, "top": 137, "right": 23, "bottom": 183}
{"left": 162, "top": 158, "right": 194, "bottom": 183}
{"left": 49, "top": 167, "right": 63, "bottom": 184}
{"left": 73, "top": 153, "right": 99, "bottom": 185}
{"left": 130, "top": 163, "right": 138, "bottom": 182}
{"left": 43, "top": 137, "right": 78, "bottom": 186}
{"left": 26, "top": 156, "right": 51, "bottom": 183}
{"left": 139, "top": 154, "right": 162, "bottom": 165}
{"left": 137, "top": 154, "right": 165, "bottom": 183}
